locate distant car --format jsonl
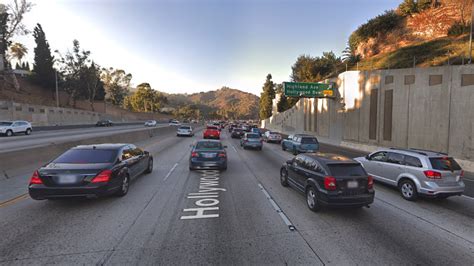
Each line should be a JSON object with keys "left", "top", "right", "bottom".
{"left": 355, "top": 148, "right": 465, "bottom": 201}
{"left": 0, "top": 120, "right": 32, "bottom": 136}
{"left": 189, "top": 140, "right": 227, "bottom": 170}
{"left": 250, "top": 127, "right": 262, "bottom": 136}
{"left": 280, "top": 153, "right": 374, "bottom": 212}
{"left": 169, "top": 120, "right": 181, "bottom": 126}
{"left": 282, "top": 134, "right": 319, "bottom": 155}
{"left": 203, "top": 125, "right": 220, "bottom": 139}
{"left": 242, "top": 125, "right": 251, "bottom": 132}
{"left": 240, "top": 133, "right": 263, "bottom": 150}
{"left": 28, "top": 143, "right": 153, "bottom": 200}
{"left": 231, "top": 128, "right": 244, "bottom": 139}
{"left": 96, "top": 120, "right": 113, "bottom": 127}
{"left": 144, "top": 120, "right": 157, "bottom": 127}
{"left": 177, "top": 125, "right": 194, "bottom": 137}
{"left": 263, "top": 131, "right": 282, "bottom": 144}
{"left": 228, "top": 124, "right": 237, "bottom": 133}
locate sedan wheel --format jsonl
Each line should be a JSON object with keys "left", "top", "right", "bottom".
{"left": 116, "top": 176, "right": 130, "bottom": 197}
{"left": 306, "top": 186, "right": 321, "bottom": 212}
{"left": 145, "top": 158, "right": 153, "bottom": 174}
{"left": 280, "top": 169, "right": 289, "bottom": 187}
{"left": 399, "top": 179, "right": 418, "bottom": 201}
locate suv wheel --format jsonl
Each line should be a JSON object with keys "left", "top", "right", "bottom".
{"left": 115, "top": 175, "right": 130, "bottom": 197}
{"left": 282, "top": 144, "right": 286, "bottom": 151}
{"left": 25, "top": 128, "right": 32, "bottom": 135}
{"left": 399, "top": 179, "right": 418, "bottom": 201}
{"left": 6, "top": 130, "right": 13, "bottom": 137}
{"left": 280, "top": 169, "right": 289, "bottom": 187}
{"left": 306, "top": 186, "right": 321, "bottom": 212}
{"left": 293, "top": 146, "right": 298, "bottom": 155}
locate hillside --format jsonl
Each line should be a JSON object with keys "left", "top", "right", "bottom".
{"left": 349, "top": 0, "right": 470, "bottom": 69}
{"left": 166, "top": 87, "right": 260, "bottom": 120}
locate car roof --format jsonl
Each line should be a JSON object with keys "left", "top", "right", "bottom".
{"left": 376, "top": 148, "right": 448, "bottom": 158}
{"left": 302, "top": 152, "right": 358, "bottom": 164}
{"left": 73, "top": 143, "right": 129, "bottom": 150}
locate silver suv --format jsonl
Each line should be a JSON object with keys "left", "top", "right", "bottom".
{"left": 355, "top": 148, "right": 465, "bottom": 201}
{"left": 0, "top": 120, "right": 33, "bottom": 136}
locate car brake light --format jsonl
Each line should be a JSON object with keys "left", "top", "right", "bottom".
{"left": 191, "top": 152, "right": 199, "bottom": 157}
{"left": 29, "top": 171, "right": 43, "bottom": 185}
{"left": 460, "top": 170, "right": 464, "bottom": 178}
{"left": 324, "top": 176, "right": 337, "bottom": 191}
{"left": 218, "top": 153, "right": 226, "bottom": 158}
{"left": 368, "top": 175, "right": 374, "bottom": 189}
{"left": 91, "top": 170, "right": 112, "bottom": 183}
{"left": 424, "top": 170, "right": 442, "bottom": 179}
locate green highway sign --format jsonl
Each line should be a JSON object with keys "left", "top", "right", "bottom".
{"left": 283, "top": 82, "right": 335, "bottom": 98}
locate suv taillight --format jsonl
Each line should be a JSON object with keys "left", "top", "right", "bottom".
{"left": 218, "top": 153, "right": 226, "bottom": 158}
{"left": 324, "top": 176, "right": 337, "bottom": 191}
{"left": 29, "top": 171, "right": 43, "bottom": 185}
{"left": 91, "top": 170, "right": 112, "bottom": 183}
{"left": 424, "top": 170, "right": 442, "bottom": 179}
{"left": 191, "top": 152, "right": 199, "bottom": 157}
{"left": 368, "top": 175, "right": 374, "bottom": 189}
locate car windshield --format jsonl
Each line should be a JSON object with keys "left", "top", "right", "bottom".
{"left": 195, "top": 142, "right": 222, "bottom": 150}
{"left": 0, "top": 122, "right": 12, "bottom": 126}
{"left": 53, "top": 149, "right": 117, "bottom": 164}
{"left": 301, "top": 137, "right": 318, "bottom": 144}
{"left": 430, "top": 157, "right": 462, "bottom": 171}
{"left": 328, "top": 164, "right": 366, "bottom": 176}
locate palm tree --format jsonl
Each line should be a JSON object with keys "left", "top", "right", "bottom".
{"left": 9, "top": 42, "right": 28, "bottom": 66}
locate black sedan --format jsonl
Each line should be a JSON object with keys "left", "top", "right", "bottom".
{"left": 96, "top": 120, "right": 113, "bottom": 127}
{"left": 231, "top": 128, "right": 244, "bottom": 139}
{"left": 28, "top": 144, "right": 153, "bottom": 200}
{"left": 189, "top": 140, "right": 227, "bottom": 171}
{"left": 280, "top": 152, "right": 374, "bottom": 211}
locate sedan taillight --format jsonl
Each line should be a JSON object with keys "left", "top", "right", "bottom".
{"left": 191, "top": 152, "right": 199, "bottom": 158}
{"left": 91, "top": 170, "right": 112, "bottom": 183}
{"left": 29, "top": 171, "right": 43, "bottom": 185}
{"left": 324, "top": 176, "right": 337, "bottom": 191}
{"left": 368, "top": 175, "right": 374, "bottom": 189}
{"left": 218, "top": 153, "right": 226, "bottom": 158}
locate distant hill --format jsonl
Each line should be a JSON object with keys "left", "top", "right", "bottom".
{"left": 166, "top": 87, "right": 260, "bottom": 120}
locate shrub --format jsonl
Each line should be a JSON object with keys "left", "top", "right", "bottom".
{"left": 448, "top": 21, "right": 470, "bottom": 36}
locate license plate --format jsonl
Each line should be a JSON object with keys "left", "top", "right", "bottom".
{"left": 58, "top": 175, "right": 77, "bottom": 184}
{"left": 202, "top": 153, "right": 215, "bottom": 158}
{"left": 347, "top": 181, "right": 358, "bottom": 188}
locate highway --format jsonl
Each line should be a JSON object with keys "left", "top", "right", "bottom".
{"left": 0, "top": 129, "right": 473, "bottom": 265}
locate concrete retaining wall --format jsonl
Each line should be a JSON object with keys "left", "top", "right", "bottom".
{"left": 263, "top": 65, "right": 474, "bottom": 169}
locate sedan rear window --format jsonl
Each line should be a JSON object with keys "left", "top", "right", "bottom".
{"left": 328, "top": 164, "right": 366, "bottom": 177}
{"left": 53, "top": 149, "right": 117, "bottom": 164}
{"left": 429, "top": 157, "right": 461, "bottom": 171}
{"left": 207, "top": 126, "right": 218, "bottom": 130}
{"left": 180, "top": 126, "right": 191, "bottom": 130}
{"left": 301, "top": 137, "right": 318, "bottom": 144}
{"left": 196, "top": 142, "right": 222, "bottom": 150}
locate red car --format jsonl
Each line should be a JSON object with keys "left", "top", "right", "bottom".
{"left": 203, "top": 126, "right": 220, "bottom": 139}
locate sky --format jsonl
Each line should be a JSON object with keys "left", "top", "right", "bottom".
{"left": 12, "top": 0, "right": 401, "bottom": 95}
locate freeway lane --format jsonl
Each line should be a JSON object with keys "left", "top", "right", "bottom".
{"left": 0, "top": 124, "right": 165, "bottom": 153}
{"left": 0, "top": 130, "right": 473, "bottom": 265}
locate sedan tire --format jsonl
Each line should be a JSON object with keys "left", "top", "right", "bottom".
{"left": 399, "top": 179, "right": 418, "bottom": 201}
{"left": 115, "top": 175, "right": 130, "bottom": 197}
{"left": 306, "top": 186, "right": 322, "bottom": 212}
{"left": 145, "top": 158, "right": 153, "bottom": 174}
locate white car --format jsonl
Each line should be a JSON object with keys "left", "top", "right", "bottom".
{"left": 0, "top": 120, "right": 33, "bottom": 137}
{"left": 263, "top": 131, "right": 282, "bottom": 143}
{"left": 177, "top": 125, "right": 194, "bottom": 137}
{"left": 144, "top": 120, "right": 157, "bottom": 127}
{"left": 169, "top": 120, "right": 181, "bottom": 126}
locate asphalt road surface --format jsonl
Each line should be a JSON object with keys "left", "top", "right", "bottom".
{"left": 0, "top": 129, "right": 473, "bottom": 265}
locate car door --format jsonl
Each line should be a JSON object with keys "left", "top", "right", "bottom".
{"left": 384, "top": 152, "right": 406, "bottom": 183}
{"left": 132, "top": 146, "right": 147, "bottom": 175}
{"left": 11, "top": 122, "right": 21, "bottom": 133}
{"left": 288, "top": 155, "right": 306, "bottom": 192}
{"left": 121, "top": 146, "right": 139, "bottom": 178}
{"left": 293, "top": 136, "right": 301, "bottom": 152}
{"left": 364, "top": 151, "right": 389, "bottom": 182}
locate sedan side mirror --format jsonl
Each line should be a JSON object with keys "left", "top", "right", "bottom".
{"left": 365, "top": 155, "right": 370, "bottom": 160}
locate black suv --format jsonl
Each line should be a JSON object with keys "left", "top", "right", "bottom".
{"left": 280, "top": 153, "right": 374, "bottom": 212}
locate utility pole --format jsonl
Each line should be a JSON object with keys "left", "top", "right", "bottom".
{"left": 55, "top": 69, "right": 59, "bottom": 108}
{"left": 469, "top": 0, "right": 474, "bottom": 63}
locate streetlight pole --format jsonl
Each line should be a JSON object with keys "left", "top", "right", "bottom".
{"left": 55, "top": 69, "right": 59, "bottom": 108}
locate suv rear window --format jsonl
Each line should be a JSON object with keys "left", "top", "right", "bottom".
{"left": 196, "top": 142, "right": 222, "bottom": 150}
{"left": 328, "top": 164, "right": 366, "bottom": 177}
{"left": 301, "top": 137, "right": 318, "bottom": 144}
{"left": 429, "top": 157, "right": 461, "bottom": 171}
{"left": 247, "top": 134, "right": 260, "bottom": 138}
{"left": 53, "top": 149, "right": 117, "bottom": 164}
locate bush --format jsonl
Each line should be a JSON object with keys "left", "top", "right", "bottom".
{"left": 349, "top": 10, "right": 403, "bottom": 51}
{"left": 448, "top": 21, "right": 470, "bottom": 36}
{"left": 399, "top": 0, "right": 418, "bottom": 16}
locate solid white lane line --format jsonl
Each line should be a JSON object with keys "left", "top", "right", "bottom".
{"left": 257, "top": 183, "right": 296, "bottom": 231}
{"left": 164, "top": 163, "right": 179, "bottom": 181}
{"left": 461, "top": 195, "right": 474, "bottom": 200}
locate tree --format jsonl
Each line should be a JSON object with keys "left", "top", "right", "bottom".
{"left": 56, "top": 40, "right": 91, "bottom": 107}
{"left": 123, "top": 83, "right": 168, "bottom": 112}
{"left": 9, "top": 42, "right": 27, "bottom": 65}
{"left": 101, "top": 67, "right": 132, "bottom": 105}
{"left": 32, "top": 23, "right": 55, "bottom": 93}
{"left": 0, "top": 0, "right": 33, "bottom": 70}
{"left": 259, "top": 74, "right": 275, "bottom": 120}
{"left": 82, "top": 62, "right": 104, "bottom": 111}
